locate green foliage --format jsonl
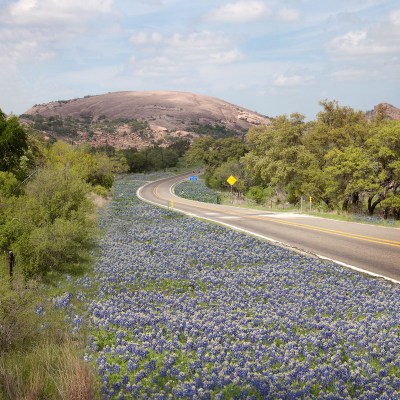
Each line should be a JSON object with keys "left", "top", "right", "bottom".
{"left": 0, "top": 141, "right": 111, "bottom": 279}
{"left": 192, "top": 123, "right": 240, "bottom": 138}
{"left": 204, "top": 137, "right": 247, "bottom": 169}
{"left": 243, "top": 113, "right": 308, "bottom": 188}
{"left": 242, "top": 103, "right": 400, "bottom": 216}
{"left": 123, "top": 139, "right": 188, "bottom": 173}
{"left": 188, "top": 100, "right": 400, "bottom": 218}
{"left": 206, "top": 159, "right": 247, "bottom": 193}
{"left": 129, "top": 119, "right": 150, "bottom": 133}
{"left": 0, "top": 172, "right": 21, "bottom": 198}
{"left": 16, "top": 217, "right": 96, "bottom": 279}
{"left": 0, "top": 110, "right": 28, "bottom": 173}
{"left": 186, "top": 136, "right": 247, "bottom": 193}
{"left": 381, "top": 193, "right": 400, "bottom": 220}
{"left": 184, "top": 136, "right": 214, "bottom": 165}
{"left": 93, "top": 184, "right": 110, "bottom": 198}
{"left": 246, "top": 186, "right": 273, "bottom": 204}
{"left": 45, "top": 142, "right": 122, "bottom": 189}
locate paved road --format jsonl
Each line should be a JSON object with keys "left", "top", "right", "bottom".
{"left": 137, "top": 173, "right": 400, "bottom": 283}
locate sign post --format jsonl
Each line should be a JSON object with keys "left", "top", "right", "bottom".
{"left": 227, "top": 175, "right": 237, "bottom": 203}
{"left": 309, "top": 196, "right": 312, "bottom": 212}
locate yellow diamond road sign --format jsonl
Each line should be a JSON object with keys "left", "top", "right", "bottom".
{"left": 227, "top": 175, "right": 237, "bottom": 186}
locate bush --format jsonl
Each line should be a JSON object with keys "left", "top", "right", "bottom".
{"left": 93, "top": 185, "right": 109, "bottom": 198}
{"left": 15, "top": 217, "right": 96, "bottom": 279}
{"left": 1, "top": 165, "right": 97, "bottom": 280}
{"left": 0, "top": 172, "right": 21, "bottom": 198}
{"left": 246, "top": 186, "right": 273, "bottom": 204}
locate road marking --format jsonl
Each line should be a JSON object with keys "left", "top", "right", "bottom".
{"left": 246, "top": 214, "right": 400, "bottom": 248}
{"left": 155, "top": 181, "right": 400, "bottom": 248}
{"left": 137, "top": 180, "right": 400, "bottom": 285}
{"left": 259, "top": 213, "right": 314, "bottom": 218}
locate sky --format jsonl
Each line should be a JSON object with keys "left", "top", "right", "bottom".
{"left": 1, "top": 0, "right": 399, "bottom": 119}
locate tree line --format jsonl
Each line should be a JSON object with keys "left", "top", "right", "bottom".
{"left": 0, "top": 109, "right": 124, "bottom": 280}
{"left": 185, "top": 101, "right": 400, "bottom": 219}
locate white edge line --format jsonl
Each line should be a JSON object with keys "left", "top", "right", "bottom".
{"left": 137, "top": 182, "right": 400, "bottom": 286}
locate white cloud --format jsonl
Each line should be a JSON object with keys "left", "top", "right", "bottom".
{"left": 328, "top": 9, "right": 400, "bottom": 57}
{"left": 273, "top": 73, "right": 314, "bottom": 87}
{"left": 130, "top": 32, "right": 149, "bottom": 45}
{"left": 209, "top": 49, "right": 243, "bottom": 64}
{"left": 277, "top": 8, "right": 300, "bottom": 22}
{"left": 126, "top": 31, "right": 243, "bottom": 79}
{"left": 135, "top": 31, "right": 241, "bottom": 65}
{"left": 0, "top": 27, "right": 57, "bottom": 64}
{"left": 330, "top": 69, "right": 367, "bottom": 81}
{"left": 8, "top": 0, "right": 113, "bottom": 25}
{"left": 207, "top": 0, "right": 271, "bottom": 23}
{"left": 131, "top": 31, "right": 163, "bottom": 46}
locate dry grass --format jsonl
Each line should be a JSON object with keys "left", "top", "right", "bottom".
{"left": 0, "top": 268, "right": 99, "bottom": 400}
{"left": 0, "top": 341, "right": 99, "bottom": 400}
{"left": 56, "top": 345, "right": 98, "bottom": 400}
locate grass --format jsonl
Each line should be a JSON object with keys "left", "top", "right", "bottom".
{"left": 0, "top": 341, "right": 98, "bottom": 400}
{"left": 0, "top": 258, "right": 100, "bottom": 399}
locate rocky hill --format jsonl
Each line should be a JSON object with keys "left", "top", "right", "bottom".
{"left": 20, "top": 91, "right": 271, "bottom": 149}
{"left": 366, "top": 103, "right": 400, "bottom": 121}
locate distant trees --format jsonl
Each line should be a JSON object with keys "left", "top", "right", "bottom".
{"left": 185, "top": 136, "right": 247, "bottom": 191}
{"left": 123, "top": 138, "right": 190, "bottom": 173}
{"left": 243, "top": 101, "right": 400, "bottom": 217}
{"left": 184, "top": 101, "right": 400, "bottom": 219}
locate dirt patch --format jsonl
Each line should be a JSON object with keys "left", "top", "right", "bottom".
{"left": 90, "top": 193, "right": 112, "bottom": 208}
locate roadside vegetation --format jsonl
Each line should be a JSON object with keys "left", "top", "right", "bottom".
{"left": 185, "top": 101, "right": 400, "bottom": 220}
{"left": 0, "top": 108, "right": 125, "bottom": 398}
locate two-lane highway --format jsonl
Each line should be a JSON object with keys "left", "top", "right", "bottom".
{"left": 137, "top": 173, "right": 400, "bottom": 283}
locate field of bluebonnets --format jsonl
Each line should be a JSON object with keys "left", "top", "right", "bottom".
{"left": 174, "top": 180, "right": 220, "bottom": 204}
{"left": 85, "top": 174, "right": 400, "bottom": 399}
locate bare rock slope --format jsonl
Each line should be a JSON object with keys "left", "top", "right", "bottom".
{"left": 366, "top": 103, "right": 400, "bottom": 121}
{"left": 22, "top": 91, "right": 271, "bottom": 148}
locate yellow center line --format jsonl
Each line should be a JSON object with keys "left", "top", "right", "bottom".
{"left": 153, "top": 183, "right": 400, "bottom": 249}
{"left": 247, "top": 215, "right": 400, "bottom": 248}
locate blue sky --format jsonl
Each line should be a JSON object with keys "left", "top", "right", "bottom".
{"left": 1, "top": 0, "right": 399, "bottom": 119}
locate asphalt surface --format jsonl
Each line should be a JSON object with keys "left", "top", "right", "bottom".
{"left": 137, "top": 173, "right": 400, "bottom": 283}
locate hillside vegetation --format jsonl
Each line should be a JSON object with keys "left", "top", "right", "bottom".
{"left": 186, "top": 101, "right": 400, "bottom": 219}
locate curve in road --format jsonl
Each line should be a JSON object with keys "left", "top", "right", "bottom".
{"left": 137, "top": 173, "right": 400, "bottom": 284}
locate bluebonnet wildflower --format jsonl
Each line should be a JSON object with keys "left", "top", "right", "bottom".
{"left": 86, "top": 175, "right": 400, "bottom": 399}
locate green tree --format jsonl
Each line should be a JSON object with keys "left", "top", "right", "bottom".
{"left": 300, "top": 101, "right": 371, "bottom": 209}
{"left": 124, "top": 148, "right": 147, "bottom": 172}
{"left": 322, "top": 146, "right": 379, "bottom": 212}
{"left": 0, "top": 110, "right": 28, "bottom": 172}
{"left": 184, "top": 136, "right": 214, "bottom": 165}
{"left": 243, "top": 113, "right": 309, "bottom": 202}
{"left": 364, "top": 120, "right": 400, "bottom": 215}
{"left": 303, "top": 100, "right": 370, "bottom": 161}
{"left": 0, "top": 171, "right": 21, "bottom": 198}
{"left": 204, "top": 137, "right": 247, "bottom": 169}
{"left": 167, "top": 138, "right": 191, "bottom": 158}
{"left": 207, "top": 160, "right": 247, "bottom": 193}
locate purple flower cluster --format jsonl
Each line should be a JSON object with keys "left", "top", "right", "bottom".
{"left": 87, "top": 175, "right": 400, "bottom": 399}
{"left": 174, "top": 180, "right": 220, "bottom": 204}
{"left": 52, "top": 291, "right": 72, "bottom": 309}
